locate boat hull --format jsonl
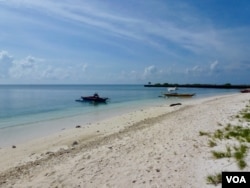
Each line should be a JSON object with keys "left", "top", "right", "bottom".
{"left": 240, "top": 89, "right": 250, "bottom": 93}
{"left": 81, "top": 96, "right": 109, "bottom": 102}
{"left": 76, "top": 93, "right": 109, "bottom": 103}
{"left": 164, "top": 93, "right": 195, "bottom": 97}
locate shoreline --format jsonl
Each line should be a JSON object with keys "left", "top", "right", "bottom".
{"left": 0, "top": 97, "right": 180, "bottom": 148}
{"left": 0, "top": 93, "right": 249, "bottom": 187}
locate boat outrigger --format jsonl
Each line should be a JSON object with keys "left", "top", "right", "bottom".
{"left": 164, "top": 93, "right": 195, "bottom": 97}
{"left": 76, "top": 93, "right": 109, "bottom": 103}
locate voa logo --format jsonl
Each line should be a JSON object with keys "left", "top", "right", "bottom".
{"left": 226, "top": 176, "right": 246, "bottom": 184}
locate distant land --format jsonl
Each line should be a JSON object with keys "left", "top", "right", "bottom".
{"left": 144, "top": 83, "right": 250, "bottom": 89}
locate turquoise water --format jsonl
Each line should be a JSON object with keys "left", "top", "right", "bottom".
{"left": 0, "top": 85, "right": 239, "bottom": 146}
{"left": 0, "top": 85, "right": 164, "bottom": 127}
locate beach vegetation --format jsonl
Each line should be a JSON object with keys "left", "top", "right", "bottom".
{"left": 201, "top": 100, "right": 250, "bottom": 185}
{"left": 238, "top": 160, "right": 247, "bottom": 169}
{"left": 210, "top": 124, "right": 250, "bottom": 167}
{"left": 224, "top": 124, "right": 232, "bottom": 131}
{"left": 233, "top": 144, "right": 248, "bottom": 169}
{"left": 212, "top": 151, "right": 228, "bottom": 159}
{"left": 240, "top": 103, "right": 250, "bottom": 120}
{"left": 208, "top": 139, "right": 217, "bottom": 147}
{"left": 199, "top": 131, "right": 210, "bottom": 136}
{"left": 144, "top": 83, "right": 250, "bottom": 89}
{"left": 235, "top": 114, "right": 240, "bottom": 119}
{"left": 213, "top": 129, "right": 223, "bottom": 140}
{"left": 217, "top": 122, "right": 223, "bottom": 126}
{"left": 225, "top": 126, "right": 250, "bottom": 143}
{"left": 155, "top": 83, "right": 161, "bottom": 86}
{"left": 206, "top": 173, "right": 222, "bottom": 185}
{"left": 211, "top": 144, "right": 249, "bottom": 169}
{"left": 224, "top": 83, "right": 231, "bottom": 86}
{"left": 212, "top": 146, "right": 232, "bottom": 159}
{"left": 243, "top": 113, "right": 250, "bottom": 121}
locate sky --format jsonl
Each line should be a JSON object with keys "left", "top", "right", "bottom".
{"left": 0, "top": 0, "right": 250, "bottom": 85}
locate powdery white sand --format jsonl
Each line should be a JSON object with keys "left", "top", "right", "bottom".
{"left": 0, "top": 93, "right": 249, "bottom": 188}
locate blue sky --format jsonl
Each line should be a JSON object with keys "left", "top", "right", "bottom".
{"left": 0, "top": 0, "right": 250, "bottom": 84}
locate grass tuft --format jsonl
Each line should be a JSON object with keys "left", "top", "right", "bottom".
{"left": 238, "top": 160, "right": 247, "bottom": 169}
{"left": 208, "top": 140, "right": 217, "bottom": 147}
{"left": 243, "top": 113, "right": 250, "bottom": 120}
{"left": 213, "top": 129, "right": 223, "bottom": 140}
{"left": 206, "top": 173, "right": 222, "bottom": 185}
{"left": 199, "top": 131, "right": 210, "bottom": 136}
{"left": 201, "top": 100, "right": 250, "bottom": 184}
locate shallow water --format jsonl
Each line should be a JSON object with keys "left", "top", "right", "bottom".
{"left": 0, "top": 85, "right": 239, "bottom": 147}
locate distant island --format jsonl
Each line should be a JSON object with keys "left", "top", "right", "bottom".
{"left": 144, "top": 82, "right": 250, "bottom": 89}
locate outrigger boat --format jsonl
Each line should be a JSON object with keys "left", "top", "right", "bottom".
{"left": 76, "top": 93, "right": 109, "bottom": 103}
{"left": 240, "top": 89, "right": 250, "bottom": 93}
{"left": 164, "top": 93, "right": 195, "bottom": 97}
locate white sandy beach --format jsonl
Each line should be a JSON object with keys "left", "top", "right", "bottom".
{"left": 0, "top": 93, "right": 250, "bottom": 188}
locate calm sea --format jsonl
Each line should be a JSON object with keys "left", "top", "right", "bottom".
{"left": 0, "top": 84, "right": 239, "bottom": 147}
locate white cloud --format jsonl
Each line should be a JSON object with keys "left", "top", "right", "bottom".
{"left": 10, "top": 64, "right": 32, "bottom": 78}
{"left": 0, "top": 50, "right": 13, "bottom": 64}
{"left": 210, "top": 60, "right": 218, "bottom": 71}
{"left": 0, "top": 0, "right": 225, "bottom": 56}
{"left": 143, "top": 65, "right": 157, "bottom": 77}
{"left": 0, "top": 51, "right": 46, "bottom": 80}
{"left": 1, "top": 1, "right": 250, "bottom": 84}
{"left": 186, "top": 65, "right": 203, "bottom": 75}
{"left": 9, "top": 55, "right": 44, "bottom": 79}
{"left": 0, "top": 50, "right": 14, "bottom": 78}
{"left": 41, "top": 66, "right": 71, "bottom": 80}
{"left": 186, "top": 60, "right": 221, "bottom": 76}
{"left": 0, "top": 50, "right": 92, "bottom": 83}
{"left": 81, "top": 64, "right": 88, "bottom": 72}
{"left": 119, "top": 70, "right": 141, "bottom": 83}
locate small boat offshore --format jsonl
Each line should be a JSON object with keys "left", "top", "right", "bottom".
{"left": 76, "top": 93, "right": 109, "bottom": 103}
